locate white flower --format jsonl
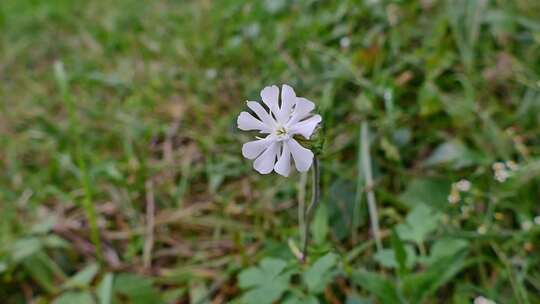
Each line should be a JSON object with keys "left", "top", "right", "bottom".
{"left": 474, "top": 296, "right": 496, "bottom": 304}
{"left": 456, "top": 179, "right": 471, "bottom": 192}
{"left": 492, "top": 162, "right": 510, "bottom": 183}
{"left": 492, "top": 162, "right": 505, "bottom": 171}
{"left": 521, "top": 221, "right": 533, "bottom": 231}
{"left": 237, "top": 84, "right": 322, "bottom": 176}
{"left": 505, "top": 160, "right": 518, "bottom": 171}
{"left": 476, "top": 225, "right": 487, "bottom": 235}
{"left": 494, "top": 169, "right": 509, "bottom": 183}
{"left": 340, "top": 37, "right": 351, "bottom": 49}
{"left": 447, "top": 192, "right": 460, "bottom": 204}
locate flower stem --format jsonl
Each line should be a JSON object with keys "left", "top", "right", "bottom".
{"left": 361, "top": 122, "right": 382, "bottom": 252}
{"left": 301, "top": 156, "right": 320, "bottom": 262}
{"left": 298, "top": 171, "right": 308, "bottom": 254}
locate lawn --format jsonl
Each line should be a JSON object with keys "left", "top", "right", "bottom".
{"left": 1, "top": 0, "right": 540, "bottom": 303}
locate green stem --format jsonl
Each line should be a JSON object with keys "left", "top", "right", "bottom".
{"left": 79, "top": 149, "right": 103, "bottom": 262}
{"left": 54, "top": 62, "right": 103, "bottom": 262}
{"left": 361, "top": 122, "right": 382, "bottom": 252}
{"left": 301, "top": 156, "right": 320, "bottom": 262}
{"left": 298, "top": 172, "right": 307, "bottom": 253}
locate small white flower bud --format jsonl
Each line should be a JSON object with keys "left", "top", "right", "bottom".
{"left": 477, "top": 225, "right": 487, "bottom": 235}
{"left": 492, "top": 162, "right": 505, "bottom": 171}
{"left": 505, "top": 160, "right": 518, "bottom": 171}
{"left": 474, "top": 296, "right": 496, "bottom": 304}
{"left": 448, "top": 190, "right": 460, "bottom": 204}
{"left": 340, "top": 37, "right": 351, "bottom": 49}
{"left": 494, "top": 169, "right": 509, "bottom": 183}
{"left": 456, "top": 179, "right": 471, "bottom": 192}
{"left": 521, "top": 221, "right": 533, "bottom": 231}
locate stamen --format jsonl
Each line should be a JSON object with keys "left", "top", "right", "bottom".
{"left": 276, "top": 126, "right": 287, "bottom": 136}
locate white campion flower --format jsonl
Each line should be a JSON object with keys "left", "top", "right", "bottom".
{"left": 237, "top": 84, "right": 322, "bottom": 176}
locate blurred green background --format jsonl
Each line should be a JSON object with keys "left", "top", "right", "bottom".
{"left": 1, "top": 0, "right": 540, "bottom": 303}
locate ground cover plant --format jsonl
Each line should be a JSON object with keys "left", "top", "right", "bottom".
{"left": 1, "top": 0, "right": 540, "bottom": 303}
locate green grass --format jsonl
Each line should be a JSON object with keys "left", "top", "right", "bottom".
{"left": 1, "top": 0, "right": 540, "bottom": 303}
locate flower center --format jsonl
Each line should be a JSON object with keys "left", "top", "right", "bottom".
{"left": 274, "top": 125, "right": 290, "bottom": 141}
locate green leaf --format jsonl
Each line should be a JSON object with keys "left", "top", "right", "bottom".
{"left": 303, "top": 253, "right": 338, "bottom": 293}
{"left": 424, "top": 141, "right": 463, "bottom": 166}
{"left": 237, "top": 268, "right": 265, "bottom": 289}
{"left": 423, "top": 141, "right": 480, "bottom": 169}
{"left": 419, "top": 81, "right": 442, "bottom": 116}
{"left": 114, "top": 273, "right": 163, "bottom": 304}
{"left": 237, "top": 258, "right": 290, "bottom": 304}
{"left": 11, "top": 237, "right": 42, "bottom": 262}
{"left": 351, "top": 270, "right": 401, "bottom": 304}
{"left": 162, "top": 288, "right": 185, "bottom": 303}
{"left": 403, "top": 251, "right": 468, "bottom": 302}
{"left": 43, "top": 235, "right": 70, "bottom": 249}
{"left": 374, "top": 249, "right": 398, "bottom": 268}
{"left": 283, "top": 294, "right": 320, "bottom": 304}
{"left": 311, "top": 202, "right": 329, "bottom": 245}
{"left": 399, "top": 178, "right": 451, "bottom": 210}
{"left": 238, "top": 258, "right": 287, "bottom": 289}
{"left": 374, "top": 246, "right": 416, "bottom": 269}
{"left": 241, "top": 284, "right": 288, "bottom": 304}
{"left": 380, "top": 136, "right": 401, "bottom": 161}
{"left": 31, "top": 215, "right": 58, "bottom": 234}
{"left": 189, "top": 283, "right": 208, "bottom": 304}
{"left": 0, "top": 261, "right": 7, "bottom": 273}
{"left": 345, "top": 294, "right": 373, "bottom": 304}
{"left": 54, "top": 291, "right": 95, "bottom": 304}
{"left": 396, "top": 205, "right": 442, "bottom": 244}
{"left": 53, "top": 61, "right": 69, "bottom": 95}
{"left": 391, "top": 229, "right": 407, "bottom": 275}
{"left": 259, "top": 258, "right": 287, "bottom": 278}
{"left": 22, "top": 253, "right": 58, "bottom": 294}
{"left": 424, "top": 238, "right": 469, "bottom": 266}
{"left": 62, "top": 263, "right": 99, "bottom": 289}
{"left": 97, "top": 273, "right": 114, "bottom": 304}
{"left": 328, "top": 180, "right": 357, "bottom": 240}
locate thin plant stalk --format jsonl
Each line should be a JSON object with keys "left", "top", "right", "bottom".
{"left": 361, "top": 122, "right": 382, "bottom": 252}
{"left": 297, "top": 171, "right": 308, "bottom": 253}
{"left": 301, "top": 156, "right": 320, "bottom": 262}
{"left": 352, "top": 126, "right": 366, "bottom": 245}
{"left": 54, "top": 61, "right": 103, "bottom": 261}
{"left": 143, "top": 180, "right": 156, "bottom": 269}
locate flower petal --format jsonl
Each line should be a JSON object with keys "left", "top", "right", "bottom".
{"left": 253, "top": 141, "right": 279, "bottom": 174}
{"left": 288, "top": 114, "right": 322, "bottom": 139}
{"left": 260, "top": 85, "right": 280, "bottom": 117}
{"left": 237, "top": 111, "right": 271, "bottom": 133}
{"left": 242, "top": 136, "right": 274, "bottom": 159}
{"left": 247, "top": 101, "right": 276, "bottom": 129}
{"left": 277, "top": 84, "right": 296, "bottom": 124}
{"left": 287, "top": 97, "right": 316, "bottom": 126}
{"left": 287, "top": 138, "right": 313, "bottom": 172}
{"left": 274, "top": 143, "right": 291, "bottom": 177}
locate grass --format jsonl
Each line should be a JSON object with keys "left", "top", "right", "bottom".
{"left": 1, "top": 0, "right": 540, "bottom": 303}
